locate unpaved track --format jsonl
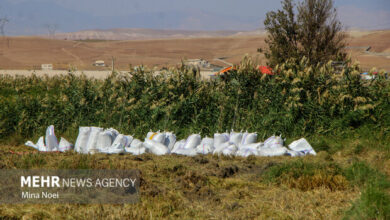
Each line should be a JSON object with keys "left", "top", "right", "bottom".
{"left": 0, "top": 69, "right": 215, "bottom": 79}
{"left": 0, "top": 70, "right": 122, "bottom": 79}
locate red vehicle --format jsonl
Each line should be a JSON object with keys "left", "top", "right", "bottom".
{"left": 258, "top": 65, "right": 274, "bottom": 75}
{"left": 215, "top": 66, "right": 235, "bottom": 75}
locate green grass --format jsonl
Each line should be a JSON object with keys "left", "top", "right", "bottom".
{"left": 261, "top": 159, "right": 390, "bottom": 219}
{"left": 344, "top": 162, "right": 390, "bottom": 219}
{"left": 261, "top": 160, "right": 348, "bottom": 191}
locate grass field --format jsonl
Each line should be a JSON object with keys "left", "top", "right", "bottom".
{"left": 0, "top": 57, "right": 389, "bottom": 219}
{"left": 0, "top": 135, "right": 389, "bottom": 219}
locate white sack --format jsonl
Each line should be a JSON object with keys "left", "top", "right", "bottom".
{"left": 95, "top": 130, "right": 114, "bottom": 153}
{"left": 214, "top": 133, "right": 230, "bottom": 148}
{"left": 201, "top": 137, "right": 214, "bottom": 146}
{"left": 143, "top": 139, "right": 169, "bottom": 155}
{"left": 86, "top": 127, "right": 103, "bottom": 154}
{"left": 239, "top": 143, "right": 263, "bottom": 151}
{"left": 173, "top": 148, "right": 198, "bottom": 157}
{"left": 229, "top": 132, "right": 243, "bottom": 146}
{"left": 25, "top": 136, "right": 47, "bottom": 151}
{"left": 288, "top": 138, "right": 316, "bottom": 155}
{"left": 75, "top": 127, "right": 91, "bottom": 153}
{"left": 106, "top": 128, "right": 119, "bottom": 140}
{"left": 221, "top": 144, "right": 238, "bottom": 156}
{"left": 126, "top": 146, "right": 146, "bottom": 155}
{"left": 240, "top": 132, "right": 257, "bottom": 146}
{"left": 146, "top": 131, "right": 155, "bottom": 139}
{"left": 130, "top": 139, "right": 143, "bottom": 148}
{"left": 183, "top": 134, "right": 201, "bottom": 149}
{"left": 58, "top": 137, "right": 73, "bottom": 152}
{"left": 164, "top": 132, "right": 176, "bottom": 150}
{"left": 213, "top": 141, "right": 232, "bottom": 154}
{"left": 258, "top": 147, "right": 288, "bottom": 157}
{"left": 37, "top": 136, "right": 47, "bottom": 152}
{"left": 286, "top": 150, "right": 305, "bottom": 157}
{"left": 45, "top": 125, "right": 59, "bottom": 151}
{"left": 146, "top": 131, "right": 166, "bottom": 144}
{"left": 196, "top": 143, "right": 214, "bottom": 154}
{"left": 25, "top": 141, "right": 38, "bottom": 150}
{"left": 124, "top": 135, "right": 134, "bottom": 148}
{"left": 109, "top": 134, "right": 128, "bottom": 154}
{"left": 171, "top": 140, "right": 185, "bottom": 153}
{"left": 236, "top": 148, "right": 259, "bottom": 157}
{"left": 125, "top": 139, "right": 145, "bottom": 155}
{"left": 264, "top": 136, "right": 284, "bottom": 148}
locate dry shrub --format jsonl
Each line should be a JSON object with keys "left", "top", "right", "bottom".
{"left": 287, "top": 173, "right": 348, "bottom": 191}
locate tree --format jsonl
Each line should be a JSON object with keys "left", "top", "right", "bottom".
{"left": 262, "top": 0, "right": 346, "bottom": 66}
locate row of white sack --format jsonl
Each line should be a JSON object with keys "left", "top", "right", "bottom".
{"left": 139, "top": 131, "right": 316, "bottom": 157}
{"left": 25, "top": 126, "right": 316, "bottom": 157}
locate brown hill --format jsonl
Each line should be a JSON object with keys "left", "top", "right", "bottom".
{"left": 0, "top": 30, "right": 389, "bottom": 71}
{"left": 0, "top": 36, "right": 267, "bottom": 70}
{"left": 53, "top": 29, "right": 257, "bottom": 41}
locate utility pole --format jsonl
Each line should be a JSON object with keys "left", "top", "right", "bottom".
{"left": 0, "top": 17, "right": 9, "bottom": 48}
{"left": 44, "top": 24, "right": 58, "bottom": 38}
{"left": 112, "top": 56, "right": 116, "bottom": 72}
{"left": 0, "top": 17, "right": 8, "bottom": 36}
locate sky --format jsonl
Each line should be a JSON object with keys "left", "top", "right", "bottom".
{"left": 1, "top": 0, "right": 389, "bottom": 35}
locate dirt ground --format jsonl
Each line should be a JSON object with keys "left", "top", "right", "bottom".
{"left": 0, "top": 30, "right": 388, "bottom": 73}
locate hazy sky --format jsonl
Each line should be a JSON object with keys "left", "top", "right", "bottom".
{"left": 1, "top": 0, "right": 389, "bottom": 35}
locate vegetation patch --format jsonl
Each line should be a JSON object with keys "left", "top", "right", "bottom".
{"left": 1, "top": 57, "right": 389, "bottom": 145}
{"left": 261, "top": 160, "right": 348, "bottom": 191}
{"left": 344, "top": 162, "right": 390, "bottom": 219}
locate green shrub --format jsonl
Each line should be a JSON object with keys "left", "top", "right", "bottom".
{"left": 0, "top": 57, "right": 388, "bottom": 143}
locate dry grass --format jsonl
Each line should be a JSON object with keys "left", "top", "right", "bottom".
{"left": 0, "top": 144, "right": 369, "bottom": 219}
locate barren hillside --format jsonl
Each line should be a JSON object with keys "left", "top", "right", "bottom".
{"left": 54, "top": 29, "right": 247, "bottom": 41}
{"left": 0, "top": 30, "right": 389, "bottom": 71}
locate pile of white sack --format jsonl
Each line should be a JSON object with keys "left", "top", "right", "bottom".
{"left": 25, "top": 125, "right": 73, "bottom": 152}
{"left": 25, "top": 126, "right": 316, "bottom": 157}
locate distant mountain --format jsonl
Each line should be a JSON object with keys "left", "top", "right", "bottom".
{"left": 1, "top": 0, "right": 262, "bottom": 36}
{"left": 54, "top": 28, "right": 266, "bottom": 41}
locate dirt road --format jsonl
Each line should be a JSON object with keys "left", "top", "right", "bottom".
{"left": 0, "top": 69, "right": 216, "bottom": 79}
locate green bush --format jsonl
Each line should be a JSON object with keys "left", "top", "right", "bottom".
{"left": 0, "top": 57, "right": 389, "bottom": 143}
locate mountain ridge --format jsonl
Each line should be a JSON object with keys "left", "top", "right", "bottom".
{"left": 53, "top": 28, "right": 266, "bottom": 41}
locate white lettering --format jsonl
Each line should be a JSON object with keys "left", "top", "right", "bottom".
{"left": 32, "top": 176, "right": 40, "bottom": 187}
{"left": 129, "top": 178, "right": 136, "bottom": 187}
{"left": 21, "top": 176, "right": 61, "bottom": 187}
{"left": 41, "top": 176, "right": 50, "bottom": 187}
{"left": 21, "top": 176, "right": 31, "bottom": 187}
{"left": 41, "top": 191, "right": 59, "bottom": 199}
{"left": 52, "top": 176, "right": 60, "bottom": 187}
{"left": 21, "top": 191, "right": 39, "bottom": 199}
